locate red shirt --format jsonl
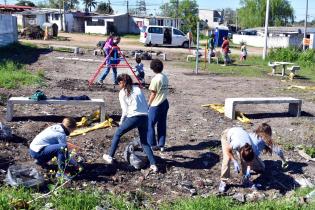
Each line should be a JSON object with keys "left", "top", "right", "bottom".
{"left": 222, "top": 40, "right": 229, "bottom": 53}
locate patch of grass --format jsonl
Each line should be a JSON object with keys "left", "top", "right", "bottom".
{"left": 120, "top": 34, "right": 140, "bottom": 39}
{"left": 304, "top": 146, "right": 315, "bottom": 158}
{"left": 0, "top": 60, "right": 44, "bottom": 89}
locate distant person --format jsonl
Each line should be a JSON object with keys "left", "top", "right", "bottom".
{"left": 221, "top": 36, "right": 230, "bottom": 66}
{"left": 147, "top": 59, "right": 169, "bottom": 152}
{"left": 240, "top": 43, "right": 247, "bottom": 61}
{"left": 97, "top": 36, "right": 121, "bottom": 85}
{"left": 134, "top": 57, "right": 145, "bottom": 84}
{"left": 102, "top": 74, "right": 158, "bottom": 172}
{"left": 29, "top": 117, "right": 78, "bottom": 180}
{"left": 208, "top": 34, "right": 215, "bottom": 56}
{"left": 186, "top": 30, "right": 194, "bottom": 48}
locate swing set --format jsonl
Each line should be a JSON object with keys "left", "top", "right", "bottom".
{"left": 88, "top": 45, "right": 143, "bottom": 88}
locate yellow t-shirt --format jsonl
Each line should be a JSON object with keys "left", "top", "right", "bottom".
{"left": 149, "top": 73, "right": 169, "bottom": 106}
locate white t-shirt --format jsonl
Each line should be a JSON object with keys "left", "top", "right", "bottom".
{"left": 119, "top": 86, "right": 148, "bottom": 124}
{"left": 149, "top": 73, "right": 169, "bottom": 106}
{"left": 227, "top": 127, "right": 252, "bottom": 151}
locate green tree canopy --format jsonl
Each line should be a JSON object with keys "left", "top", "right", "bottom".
{"left": 16, "top": 0, "right": 35, "bottom": 7}
{"left": 160, "top": 0, "right": 199, "bottom": 35}
{"left": 96, "top": 2, "right": 113, "bottom": 15}
{"left": 83, "top": 0, "right": 98, "bottom": 12}
{"left": 238, "top": 0, "right": 294, "bottom": 28}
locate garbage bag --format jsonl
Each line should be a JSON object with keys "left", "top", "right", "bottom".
{"left": 5, "top": 164, "right": 45, "bottom": 187}
{"left": 0, "top": 122, "right": 12, "bottom": 139}
{"left": 123, "top": 138, "right": 148, "bottom": 170}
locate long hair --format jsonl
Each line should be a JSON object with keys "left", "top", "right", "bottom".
{"left": 255, "top": 123, "right": 273, "bottom": 153}
{"left": 240, "top": 143, "right": 254, "bottom": 162}
{"left": 117, "top": 74, "right": 133, "bottom": 96}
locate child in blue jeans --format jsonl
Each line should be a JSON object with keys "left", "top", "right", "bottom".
{"left": 147, "top": 59, "right": 169, "bottom": 152}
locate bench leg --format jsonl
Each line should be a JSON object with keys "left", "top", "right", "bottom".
{"left": 272, "top": 67, "right": 276, "bottom": 75}
{"left": 288, "top": 102, "right": 301, "bottom": 117}
{"left": 100, "top": 105, "right": 106, "bottom": 122}
{"left": 224, "top": 102, "right": 235, "bottom": 119}
{"left": 6, "top": 102, "right": 13, "bottom": 121}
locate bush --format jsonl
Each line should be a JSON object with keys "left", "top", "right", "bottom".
{"left": 268, "top": 48, "right": 315, "bottom": 67}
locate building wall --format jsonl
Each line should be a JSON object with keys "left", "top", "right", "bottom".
{"left": 0, "top": 14, "right": 18, "bottom": 47}
{"left": 232, "top": 34, "right": 303, "bottom": 48}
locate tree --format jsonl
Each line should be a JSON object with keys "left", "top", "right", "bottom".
{"left": 96, "top": 2, "right": 113, "bottom": 15}
{"left": 238, "top": 0, "right": 294, "bottom": 28}
{"left": 159, "top": 0, "right": 199, "bottom": 36}
{"left": 16, "top": 0, "right": 36, "bottom": 7}
{"left": 83, "top": 0, "right": 97, "bottom": 12}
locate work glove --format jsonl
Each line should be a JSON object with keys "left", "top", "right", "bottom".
{"left": 233, "top": 159, "right": 240, "bottom": 174}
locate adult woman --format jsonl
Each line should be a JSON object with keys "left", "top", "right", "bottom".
{"left": 103, "top": 74, "right": 158, "bottom": 172}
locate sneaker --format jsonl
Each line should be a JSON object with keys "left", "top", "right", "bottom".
{"left": 151, "top": 146, "right": 159, "bottom": 151}
{"left": 56, "top": 172, "right": 73, "bottom": 181}
{"left": 103, "top": 154, "right": 113, "bottom": 164}
{"left": 150, "top": 164, "right": 158, "bottom": 172}
{"left": 218, "top": 181, "right": 227, "bottom": 193}
{"left": 96, "top": 80, "right": 103, "bottom": 85}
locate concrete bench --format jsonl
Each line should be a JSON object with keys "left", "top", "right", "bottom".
{"left": 49, "top": 45, "right": 80, "bottom": 54}
{"left": 6, "top": 97, "right": 106, "bottom": 121}
{"left": 186, "top": 54, "right": 206, "bottom": 62}
{"left": 93, "top": 49, "right": 104, "bottom": 56}
{"left": 224, "top": 97, "right": 302, "bottom": 119}
{"left": 207, "top": 55, "right": 219, "bottom": 64}
{"left": 288, "top": 66, "right": 300, "bottom": 74}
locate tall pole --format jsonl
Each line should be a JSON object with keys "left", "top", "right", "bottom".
{"left": 262, "top": 0, "right": 270, "bottom": 60}
{"left": 303, "top": 0, "right": 308, "bottom": 51}
{"left": 59, "top": 0, "right": 64, "bottom": 31}
{"left": 126, "top": 0, "right": 129, "bottom": 14}
{"left": 195, "top": 21, "right": 200, "bottom": 74}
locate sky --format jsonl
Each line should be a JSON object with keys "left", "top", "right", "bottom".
{"left": 3, "top": 0, "right": 315, "bottom": 21}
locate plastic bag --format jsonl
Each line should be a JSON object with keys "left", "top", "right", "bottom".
{"left": 5, "top": 164, "right": 45, "bottom": 187}
{"left": 0, "top": 122, "right": 12, "bottom": 139}
{"left": 30, "top": 90, "right": 47, "bottom": 101}
{"left": 123, "top": 138, "right": 148, "bottom": 170}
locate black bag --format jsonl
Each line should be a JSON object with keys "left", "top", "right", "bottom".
{"left": 123, "top": 138, "right": 148, "bottom": 169}
{"left": 30, "top": 90, "right": 47, "bottom": 101}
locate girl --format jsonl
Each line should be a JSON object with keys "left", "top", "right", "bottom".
{"left": 240, "top": 43, "right": 247, "bottom": 61}
{"left": 103, "top": 74, "right": 158, "bottom": 172}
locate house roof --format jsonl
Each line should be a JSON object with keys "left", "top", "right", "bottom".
{"left": 252, "top": 27, "right": 315, "bottom": 34}
{"left": 0, "top": 4, "right": 33, "bottom": 12}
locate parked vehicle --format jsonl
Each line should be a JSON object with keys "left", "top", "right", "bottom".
{"left": 140, "top": 25, "right": 189, "bottom": 48}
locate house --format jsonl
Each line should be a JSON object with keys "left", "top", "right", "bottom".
{"left": 199, "top": 9, "right": 223, "bottom": 29}
{"left": 13, "top": 9, "right": 85, "bottom": 32}
{"left": 0, "top": 14, "right": 18, "bottom": 47}
{"left": 85, "top": 13, "right": 182, "bottom": 35}
{"left": 0, "top": 4, "right": 32, "bottom": 14}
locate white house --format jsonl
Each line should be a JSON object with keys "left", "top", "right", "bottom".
{"left": 199, "top": 9, "right": 223, "bottom": 29}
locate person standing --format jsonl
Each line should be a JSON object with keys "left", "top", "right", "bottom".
{"left": 221, "top": 36, "right": 230, "bottom": 66}
{"left": 208, "top": 33, "right": 215, "bottom": 57}
{"left": 240, "top": 43, "right": 247, "bottom": 61}
{"left": 102, "top": 74, "right": 158, "bottom": 172}
{"left": 147, "top": 59, "right": 169, "bottom": 152}
{"left": 97, "top": 36, "right": 120, "bottom": 85}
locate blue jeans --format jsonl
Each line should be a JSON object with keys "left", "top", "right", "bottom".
{"left": 29, "top": 143, "right": 68, "bottom": 170}
{"left": 99, "top": 66, "right": 117, "bottom": 84}
{"left": 147, "top": 99, "right": 169, "bottom": 147}
{"left": 108, "top": 115, "right": 156, "bottom": 165}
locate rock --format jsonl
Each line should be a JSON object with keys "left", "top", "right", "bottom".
{"left": 246, "top": 191, "right": 266, "bottom": 202}
{"left": 190, "top": 188, "right": 197, "bottom": 196}
{"left": 232, "top": 193, "right": 245, "bottom": 203}
{"left": 95, "top": 206, "right": 106, "bottom": 210}
{"left": 294, "top": 177, "right": 314, "bottom": 188}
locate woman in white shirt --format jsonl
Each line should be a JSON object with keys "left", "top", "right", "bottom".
{"left": 102, "top": 74, "right": 157, "bottom": 172}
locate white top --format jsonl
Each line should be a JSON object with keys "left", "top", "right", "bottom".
{"left": 227, "top": 127, "right": 252, "bottom": 151}
{"left": 30, "top": 124, "right": 67, "bottom": 152}
{"left": 119, "top": 86, "right": 148, "bottom": 124}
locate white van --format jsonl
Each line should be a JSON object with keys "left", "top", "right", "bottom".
{"left": 139, "top": 25, "right": 189, "bottom": 48}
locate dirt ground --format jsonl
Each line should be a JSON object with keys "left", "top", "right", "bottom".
{"left": 1, "top": 36, "right": 315, "bottom": 204}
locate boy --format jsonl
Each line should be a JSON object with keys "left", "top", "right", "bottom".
{"left": 134, "top": 57, "right": 145, "bottom": 84}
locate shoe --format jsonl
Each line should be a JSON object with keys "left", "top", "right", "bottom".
{"left": 151, "top": 146, "right": 159, "bottom": 151}
{"left": 96, "top": 80, "right": 103, "bottom": 85}
{"left": 56, "top": 172, "right": 73, "bottom": 181}
{"left": 218, "top": 181, "right": 227, "bottom": 193}
{"left": 103, "top": 154, "right": 113, "bottom": 164}
{"left": 150, "top": 164, "right": 158, "bottom": 172}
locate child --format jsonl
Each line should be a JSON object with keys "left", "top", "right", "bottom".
{"left": 134, "top": 57, "right": 145, "bottom": 84}
{"left": 240, "top": 43, "right": 247, "bottom": 61}
{"left": 102, "top": 74, "right": 158, "bottom": 172}
{"left": 29, "top": 117, "right": 78, "bottom": 180}
{"left": 147, "top": 59, "right": 169, "bottom": 152}
{"left": 97, "top": 36, "right": 121, "bottom": 85}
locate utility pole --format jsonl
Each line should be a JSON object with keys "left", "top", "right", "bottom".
{"left": 195, "top": 21, "right": 200, "bottom": 75}
{"left": 175, "top": 0, "right": 179, "bottom": 28}
{"left": 4, "top": 0, "right": 7, "bottom": 5}
{"left": 262, "top": 0, "right": 270, "bottom": 60}
{"left": 59, "top": 0, "right": 64, "bottom": 31}
{"left": 126, "top": 0, "right": 129, "bottom": 14}
{"left": 303, "top": 0, "right": 309, "bottom": 51}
